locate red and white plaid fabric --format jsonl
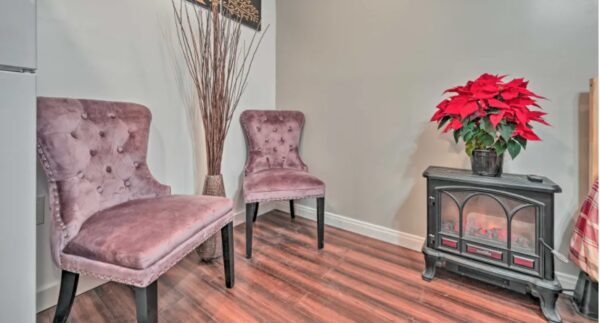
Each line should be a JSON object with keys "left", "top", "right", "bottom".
{"left": 569, "top": 179, "right": 599, "bottom": 282}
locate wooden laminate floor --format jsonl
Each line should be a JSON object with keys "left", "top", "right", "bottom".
{"left": 37, "top": 210, "right": 594, "bottom": 323}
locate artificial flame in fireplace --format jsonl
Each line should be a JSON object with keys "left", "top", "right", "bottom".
{"left": 465, "top": 212, "right": 508, "bottom": 242}
{"left": 442, "top": 211, "right": 533, "bottom": 251}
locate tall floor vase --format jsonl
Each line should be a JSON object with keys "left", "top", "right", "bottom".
{"left": 195, "top": 174, "right": 224, "bottom": 261}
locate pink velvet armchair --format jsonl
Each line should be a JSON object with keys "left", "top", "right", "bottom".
{"left": 37, "top": 97, "right": 235, "bottom": 323}
{"left": 240, "top": 110, "right": 325, "bottom": 258}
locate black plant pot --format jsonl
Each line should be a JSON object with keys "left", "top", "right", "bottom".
{"left": 471, "top": 149, "right": 503, "bottom": 177}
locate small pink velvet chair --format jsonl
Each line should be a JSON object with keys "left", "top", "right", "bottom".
{"left": 37, "top": 97, "right": 235, "bottom": 323}
{"left": 240, "top": 110, "right": 325, "bottom": 258}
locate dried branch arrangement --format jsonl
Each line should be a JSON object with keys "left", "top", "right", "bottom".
{"left": 172, "top": 0, "right": 268, "bottom": 175}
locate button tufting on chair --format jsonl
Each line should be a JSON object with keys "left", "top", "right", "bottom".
{"left": 90, "top": 149, "right": 97, "bottom": 157}
{"left": 81, "top": 113, "right": 88, "bottom": 119}
{"left": 96, "top": 186, "right": 103, "bottom": 193}
{"left": 108, "top": 113, "right": 116, "bottom": 119}
{"left": 99, "top": 131, "right": 105, "bottom": 138}
{"left": 70, "top": 131, "right": 77, "bottom": 139}
{"left": 117, "top": 146, "right": 124, "bottom": 153}
{"left": 106, "top": 166, "right": 112, "bottom": 173}
{"left": 77, "top": 171, "right": 84, "bottom": 179}
{"left": 133, "top": 161, "right": 140, "bottom": 168}
{"left": 124, "top": 179, "right": 131, "bottom": 187}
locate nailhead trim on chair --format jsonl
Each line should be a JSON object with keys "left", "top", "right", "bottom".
{"left": 245, "top": 193, "right": 325, "bottom": 204}
{"left": 37, "top": 140, "right": 67, "bottom": 232}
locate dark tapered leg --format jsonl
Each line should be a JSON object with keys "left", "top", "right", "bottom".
{"left": 531, "top": 285, "right": 561, "bottom": 323}
{"left": 221, "top": 221, "right": 235, "bottom": 288}
{"left": 252, "top": 202, "right": 260, "bottom": 222}
{"left": 246, "top": 202, "right": 257, "bottom": 258}
{"left": 134, "top": 281, "right": 158, "bottom": 323}
{"left": 289, "top": 200, "right": 296, "bottom": 220}
{"left": 422, "top": 254, "right": 438, "bottom": 282}
{"left": 317, "top": 197, "right": 325, "bottom": 249}
{"left": 53, "top": 271, "right": 79, "bottom": 323}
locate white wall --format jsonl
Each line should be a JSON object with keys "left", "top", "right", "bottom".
{"left": 36, "top": 0, "right": 276, "bottom": 311}
{"left": 277, "top": 0, "right": 597, "bottom": 283}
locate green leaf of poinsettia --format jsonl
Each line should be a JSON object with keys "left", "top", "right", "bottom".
{"left": 514, "top": 135, "right": 527, "bottom": 150}
{"left": 507, "top": 139, "right": 522, "bottom": 159}
{"left": 479, "top": 118, "right": 496, "bottom": 137}
{"left": 438, "top": 116, "right": 451, "bottom": 129}
{"left": 453, "top": 129, "right": 460, "bottom": 144}
{"left": 493, "top": 140, "right": 507, "bottom": 156}
{"left": 465, "top": 141, "right": 476, "bottom": 157}
{"left": 500, "top": 123, "right": 516, "bottom": 141}
{"left": 480, "top": 133, "right": 495, "bottom": 147}
{"left": 464, "top": 129, "right": 475, "bottom": 143}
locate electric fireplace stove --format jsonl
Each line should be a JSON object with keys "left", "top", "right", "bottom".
{"left": 422, "top": 166, "right": 563, "bottom": 322}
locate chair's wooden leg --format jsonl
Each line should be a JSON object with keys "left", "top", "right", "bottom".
{"left": 246, "top": 203, "right": 256, "bottom": 258}
{"left": 290, "top": 200, "right": 295, "bottom": 220}
{"left": 134, "top": 281, "right": 158, "bottom": 323}
{"left": 317, "top": 197, "right": 325, "bottom": 249}
{"left": 221, "top": 221, "right": 235, "bottom": 288}
{"left": 252, "top": 202, "right": 260, "bottom": 222}
{"left": 53, "top": 270, "right": 79, "bottom": 323}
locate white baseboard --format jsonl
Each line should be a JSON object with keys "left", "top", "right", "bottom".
{"left": 274, "top": 202, "right": 578, "bottom": 290}
{"left": 233, "top": 201, "right": 277, "bottom": 225}
{"left": 555, "top": 272, "right": 578, "bottom": 290}
{"left": 275, "top": 201, "right": 424, "bottom": 251}
{"left": 37, "top": 276, "right": 107, "bottom": 312}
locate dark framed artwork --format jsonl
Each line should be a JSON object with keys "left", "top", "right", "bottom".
{"left": 192, "top": 0, "right": 262, "bottom": 30}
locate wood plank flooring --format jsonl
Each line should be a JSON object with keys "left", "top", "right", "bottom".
{"left": 37, "top": 210, "right": 593, "bottom": 323}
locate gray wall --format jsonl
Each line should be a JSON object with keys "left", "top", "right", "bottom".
{"left": 276, "top": 0, "right": 597, "bottom": 278}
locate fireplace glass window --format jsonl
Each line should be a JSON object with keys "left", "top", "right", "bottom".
{"left": 511, "top": 207, "right": 536, "bottom": 253}
{"left": 462, "top": 194, "right": 508, "bottom": 247}
{"left": 440, "top": 193, "right": 459, "bottom": 234}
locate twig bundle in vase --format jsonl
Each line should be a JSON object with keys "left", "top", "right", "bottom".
{"left": 172, "top": 0, "right": 268, "bottom": 261}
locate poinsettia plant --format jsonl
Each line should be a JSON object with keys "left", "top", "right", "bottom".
{"left": 431, "top": 73, "right": 549, "bottom": 159}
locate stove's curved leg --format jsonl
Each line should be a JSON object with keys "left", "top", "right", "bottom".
{"left": 422, "top": 254, "right": 438, "bottom": 282}
{"left": 531, "top": 284, "right": 561, "bottom": 323}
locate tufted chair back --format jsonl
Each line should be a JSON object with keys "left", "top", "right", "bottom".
{"left": 240, "top": 110, "right": 309, "bottom": 175}
{"left": 37, "top": 97, "right": 171, "bottom": 265}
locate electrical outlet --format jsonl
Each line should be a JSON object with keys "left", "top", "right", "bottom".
{"left": 36, "top": 195, "right": 45, "bottom": 225}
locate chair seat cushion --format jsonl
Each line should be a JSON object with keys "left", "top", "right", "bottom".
{"left": 63, "top": 195, "right": 233, "bottom": 270}
{"left": 243, "top": 169, "right": 325, "bottom": 203}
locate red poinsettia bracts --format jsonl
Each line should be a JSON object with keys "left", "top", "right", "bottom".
{"left": 431, "top": 73, "right": 548, "bottom": 158}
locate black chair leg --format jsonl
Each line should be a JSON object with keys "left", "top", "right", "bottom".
{"left": 290, "top": 200, "right": 295, "bottom": 220}
{"left": 252, "top": 202, "right": 260, "bottom": 222}
{"left": 221, "top": 221, "right": 235, "bottom": 288}
{"left": 246, "top": 202, "right": 257, "bottom": 258}
{"left": 317, "top": 197, "right": 325, "bottom": 249}
{"left": 53, "top": 270, "right": 79, "bottom": 323}
{"left": 134, "top": 281, "right": 158, "bottom": 323}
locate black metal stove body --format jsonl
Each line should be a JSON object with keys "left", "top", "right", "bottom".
{"left": 422, "top": 166, "right": 562, "bottom": 322}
